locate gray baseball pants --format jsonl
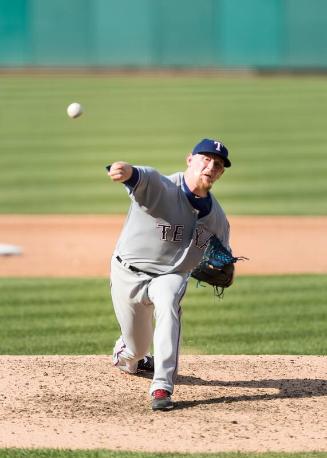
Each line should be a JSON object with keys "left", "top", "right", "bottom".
{"left": 110, "top": 256, "right": 188, "bottom": 395}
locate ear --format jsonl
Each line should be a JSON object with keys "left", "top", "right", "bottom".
{"left": 218, "top": 168, "right": 225, "bottom": 177}
{"left": 186, "top": 153, "right": 193, "bottom": 166}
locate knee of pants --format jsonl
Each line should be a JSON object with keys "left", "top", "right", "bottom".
{"left": 124, "top": 332, "right": 153, "bottom": 359}
{"left": 153, "top": 296, "right": 182, "bottom": 320}
{"left": 121, "top": 345, "right": 146, "bottom": 363}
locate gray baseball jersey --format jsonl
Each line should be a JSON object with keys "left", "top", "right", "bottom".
{"left": 111, "top": 165, "right": 231, "bottom": 396}
{"left": 114, "top": 166, "right": 230, "bottom": 273}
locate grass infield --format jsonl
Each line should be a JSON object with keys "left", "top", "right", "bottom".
{"left": 0, "top": 275, "right": 326, "bottom": 355}
{"left": 0, "top": 75, "right": 327, "bottom": 215}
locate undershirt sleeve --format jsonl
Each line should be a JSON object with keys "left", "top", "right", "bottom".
{"left": 123, "top": 167, "right": 140, "bottom": 190}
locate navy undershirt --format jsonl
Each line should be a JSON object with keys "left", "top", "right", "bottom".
{"left": 181, "top": 176, "right": 212, "bottom": 219}
{"left": 124, "top": 166, "right": 140, "bottom": 189}
{"left": 124, "top": 168, "right": 212, "bottom": 219}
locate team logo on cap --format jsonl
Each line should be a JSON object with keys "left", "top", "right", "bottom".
{"left": 214, "top": 141, "right": 222, "bottom": 152}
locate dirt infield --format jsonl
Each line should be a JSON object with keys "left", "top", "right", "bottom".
{"left": 1, "top": 215, "right": 327, "bottom": 276}
{"left": 0, "top": 355, "right": 326, "bottom": 453}
{"left": 1, "top": 215, "right": 327, "bottom": 452}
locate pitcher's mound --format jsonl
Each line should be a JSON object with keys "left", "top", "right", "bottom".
{"left": 0, "top": 355, "right": 326, "bottom": 453}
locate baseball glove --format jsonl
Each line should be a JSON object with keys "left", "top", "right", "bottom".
{"left": 191, "top": 235, "right": 247, "bottom": 297}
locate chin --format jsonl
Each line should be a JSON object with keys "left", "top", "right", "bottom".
{"left": 202, "top": 180, "right": 213, "bottom": 190}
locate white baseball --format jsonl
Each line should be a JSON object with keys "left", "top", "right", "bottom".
{"left": 67, "top": 102, "right": 83, "bottom": 119}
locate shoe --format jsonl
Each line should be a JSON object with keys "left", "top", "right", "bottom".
{"left": 152, "top": 389, "right": 174, "bottom": 411}
{"left": 137, "top": 355, "right": 154, "bottom": 373}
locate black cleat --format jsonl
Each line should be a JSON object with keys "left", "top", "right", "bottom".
{"left": 137, "top": 355, "right": 154, "bottom": 373}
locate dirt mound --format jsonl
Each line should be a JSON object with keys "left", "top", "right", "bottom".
{"left": 0, "top": 355, "right": 326, "bottom": 453}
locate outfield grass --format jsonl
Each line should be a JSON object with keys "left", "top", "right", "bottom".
{"left": 0, "top": 75, "right": 327, "bottom": 215}
{"left": 0, "top": 450, "right": 326, "bottom": 458}
{"left": 0, "top": 275, "right": 326, "bottom": 355}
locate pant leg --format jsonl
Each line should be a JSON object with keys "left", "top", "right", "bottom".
{"left": 147, "top": 273, "right": 188, "bottom": 395}
{"left": 110, "top": 257, "right": 154, "bottom": 373}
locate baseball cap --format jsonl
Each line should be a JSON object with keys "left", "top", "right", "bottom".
{"left": 192, "top": 138, "right": 231, "bottom": 167}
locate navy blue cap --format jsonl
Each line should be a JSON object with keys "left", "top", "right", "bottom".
{"left": 192, "top": 138, "right": 231, "bottom": 167}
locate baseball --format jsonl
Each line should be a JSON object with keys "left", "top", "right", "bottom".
{"left": 67, "top": 102, "right": 83, "bottom": 119}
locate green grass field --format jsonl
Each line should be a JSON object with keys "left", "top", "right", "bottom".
{"left": 0, "top": 275, "right": 326, "bottom": 355}
{"left": 1, "top": 74, "right": 326, "bottom": 458}
{"left": 0, "top": 75, "right": 327, "bottom": 215}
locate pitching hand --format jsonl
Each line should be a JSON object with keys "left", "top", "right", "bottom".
{"left": 108, "top": 162, "right": 133, "bottom": 182}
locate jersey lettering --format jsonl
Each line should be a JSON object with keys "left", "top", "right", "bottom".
{"left": 195, "top": 228, "right": 212, "bottom": 249}
{"left": 157, "top": 223, "right": 185, "bottom": 242}
{"left": 172, "top": 225, "right": 184, "bottom": 242}
{"left": 157, "top": 224, "right": 171, "bottom": 240}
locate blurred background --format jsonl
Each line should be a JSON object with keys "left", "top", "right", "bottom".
{"left": 0, "top": 0, "right": 326, "bottom": 215}
{"left": 1, "top": 0, "right": 327, "bottom": 69}
{"left": 0, "top": 0, "right": 327, "bottom": 357}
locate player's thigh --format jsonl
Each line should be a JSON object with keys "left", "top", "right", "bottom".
{"left": 115, "top": 301, "right": 154, "bottom": 358}
{"left": 110, "top": 258, "right": 154, "bottom": 353}
{"left": 148, "top": 273, "right": 188, "bottom": 316}
{"left": 110, "top": 257, "right": 151, "bottom": 304}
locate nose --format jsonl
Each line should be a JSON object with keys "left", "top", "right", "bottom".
{"left": 206, "top": 159, "right": 215, "bottom": 170}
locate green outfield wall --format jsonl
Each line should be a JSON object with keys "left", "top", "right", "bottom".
{"left": 1, "top": 0, "right": 327, "bottom": 68}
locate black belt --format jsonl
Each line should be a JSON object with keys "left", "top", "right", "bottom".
{"left": 116, "top": 255, "right": 147, "bottom": 274}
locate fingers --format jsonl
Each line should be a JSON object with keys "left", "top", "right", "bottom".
{"left": 108, "top": 162, "right": 133, "bottom": 182}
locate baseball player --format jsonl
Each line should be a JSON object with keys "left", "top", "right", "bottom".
{"left": 107, "top": 138, "right": 232, "bottom": 411}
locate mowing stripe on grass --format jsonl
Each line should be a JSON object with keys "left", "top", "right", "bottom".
{"left": 1, "top": 76, "right": 327, "bottom": 214}
{"left": 0, "top": 275, "right": 326, "bottom": 355}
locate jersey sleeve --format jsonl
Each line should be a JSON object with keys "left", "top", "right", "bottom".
{"left": 124, "top": 166, "right": 171, "bottom": 211}
{"left": 221, "top": 219, "right": 231, "bottom": 252}
{"left": 210, "top": 200, "right": 232, "bottom": 252}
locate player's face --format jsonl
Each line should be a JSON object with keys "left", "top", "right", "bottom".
{"left": 188, "top": 153, "right": 225, "bottom": 190}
